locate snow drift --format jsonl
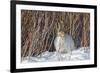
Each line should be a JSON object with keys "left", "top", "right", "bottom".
{"left": 22, "top": 47, "right": 90, "bottom": 63}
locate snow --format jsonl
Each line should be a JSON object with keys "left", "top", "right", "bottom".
{"left": 22, "top": 47, "right": 90, "bottom": 63}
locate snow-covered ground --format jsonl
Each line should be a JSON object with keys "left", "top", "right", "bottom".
{"left": 22, "top": 47, "right": 90, "bottom": 63}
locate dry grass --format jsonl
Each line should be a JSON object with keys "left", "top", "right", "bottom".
{"left": 21, "top": 10, "right": 90, "bottom": 57}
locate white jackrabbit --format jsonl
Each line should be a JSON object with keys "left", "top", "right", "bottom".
{"left": 54, "top": 31, "right": 76, "bottom": 60}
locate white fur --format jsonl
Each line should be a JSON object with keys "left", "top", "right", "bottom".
{"left": 54, "top": 34, "right": 76, "bottom": 54}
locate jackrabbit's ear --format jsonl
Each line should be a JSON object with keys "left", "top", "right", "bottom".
{"left": 55, "top": 23, "right": 59, "bottom": 33}
{"left": 57, "top": 23, "right": 60, "bottom": 33}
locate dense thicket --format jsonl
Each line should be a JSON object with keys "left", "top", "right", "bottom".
{"left": 21, "top": 10, "right": 90, "bottom": 57}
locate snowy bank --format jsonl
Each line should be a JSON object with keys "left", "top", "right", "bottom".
{"left": 22, "top": 47, "right": 90, "bottom": 63}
